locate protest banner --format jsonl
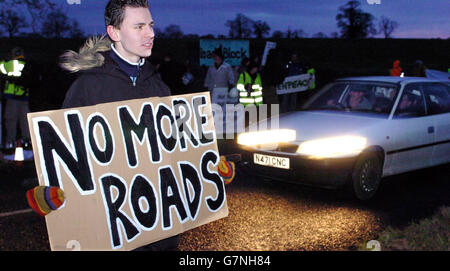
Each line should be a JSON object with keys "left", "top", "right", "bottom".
{"left": 200, "top": 39, "right": 249, "bottom": 66}
{"left": 425, "top": 69, "right": 450, "bottom": 80}
{"left": 27, "top": 92, "right": 228, "bottom": 251}
{"left": 276, "top": 73, "right": 315, "bottom": 95}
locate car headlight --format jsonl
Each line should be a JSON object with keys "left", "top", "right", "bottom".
{"left": 296, "top": 136, "right": 367, "bottom": 159}
{"left": 237, "top": 129, "right": 296, "bottom": 146}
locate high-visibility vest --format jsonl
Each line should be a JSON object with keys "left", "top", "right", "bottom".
{"left": 1, "top": 59, "right": 28, "bottom": 97}
{"left": 307, "top": 68, "right": 315, "bottom": 90}
{"left": 236, "top": 72, "right": 263, "bottom": 107}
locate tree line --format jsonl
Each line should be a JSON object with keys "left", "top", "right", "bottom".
{"left": 0, "top": 0, "right": 84, "bottom": 38}
{"left": 157, "top": 1, "right": 399, "bottom": 40}
{"left": 0, "top": 0, "right": 398, "bottom": 40}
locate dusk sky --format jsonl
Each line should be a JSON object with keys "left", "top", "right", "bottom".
{"left": 60, "top": 0, "right": 449, "bottom": 39}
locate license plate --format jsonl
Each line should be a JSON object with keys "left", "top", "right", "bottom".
{"left": 253, "top": 153, "right": 290, "bottom": 169}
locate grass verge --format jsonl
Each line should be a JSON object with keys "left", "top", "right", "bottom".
{"left": 360, "top": 206, "right": 449, "bottom": 251}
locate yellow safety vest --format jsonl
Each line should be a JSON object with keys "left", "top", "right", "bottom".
{"left": 0, "top": 59, "right": 28, "bottom": 97}
{"left": 236, "top": 72, "right": 263, "bottom": 107}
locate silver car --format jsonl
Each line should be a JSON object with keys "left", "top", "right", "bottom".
{"left": 237, "top": 76, "right": 450, "bottom": 200}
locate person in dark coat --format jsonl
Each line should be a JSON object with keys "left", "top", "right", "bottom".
{"left": 261, "top": 49, "right": 286, "bottom": 116}
{"left": 59, "top": 0, "right": 178, "bottom": 251}
{"left": 279, "top": 52, "right": 304, "bottom": 113}
{"left": 158, "top": 53, "right": 185, "bottom": 95}
{"left": 410, "top": 60, "right": 427, "bottom": 77}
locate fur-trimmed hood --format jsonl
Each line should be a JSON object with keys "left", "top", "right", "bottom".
{"left": 60, "top": 35, "right": 112, "bottom": 73}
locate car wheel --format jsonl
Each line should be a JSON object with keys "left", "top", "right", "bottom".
{"left": 351, "top": 151, "right": 382, "bottom": 201}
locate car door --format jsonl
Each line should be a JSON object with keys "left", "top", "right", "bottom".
{"left": 422, "top": 82, "right": 450, "bottom": 166}
{"left": 387, "top": 83, "right": 434, "bottom": 174}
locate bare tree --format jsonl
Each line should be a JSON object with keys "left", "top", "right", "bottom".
{"left": 378, "top": 16, "right": 398, "bottom": 39}
{"left": 271, "top": 30, "right": 284, "bottom": 38}
{"left": 163, "top": 24, "right": 184, "bottom": 39}
{"left": 185, "top": 33, "right": 200, "bottom": 39}
{"left": 200, "top": 34, "right": 215, "bottom": 39}
{"left": 41, "top": 7, "right": 84, "bottom": 38}
{"left": 70, "top": 21, "right": 85, "bottom": 38}
{"left": 0, "top": 9, "right": 29, "bottom": 38}
{"left": 225, "top": 13, "right": 254, "bottom": 39}
{"left": 19, "top": 0, "right": 56, "bottom": 33}
{"left": 313, "top": 32, "right": 328, "bottom": 38}
{"left": 293, "top": 29, "right": 307, "bottom": 38}
{"left": 286, "top": 28, "right": 306, "bottom": 39}
{"left": 285, "top": 27, "right": 295, "bottom": 39}
{"left": 336, "top": 0, "right": 377, "bottom": 39}
{"left": 330, "top": 32, "right": 339, "bottom": 38}
{"left": 0, "top": 0, "right": 56, "bottom": 33}
{"left": 253, "top": 20, "right": 271, "bottom": 39}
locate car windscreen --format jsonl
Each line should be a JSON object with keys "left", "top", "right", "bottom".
{"left": 302, "top": 81, "right": 399, "bottom": 116}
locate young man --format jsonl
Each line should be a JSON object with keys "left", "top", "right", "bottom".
{"left": 346, "top": 89, "right": 372, "bottom": 110}
{"left": 60, "top": 0, "right": 178, "bottom": 251}
{"left": 61, "top": 0, "right": 170, "bottom": 108}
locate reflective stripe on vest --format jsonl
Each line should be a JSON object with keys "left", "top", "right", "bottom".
{"left": 3, "top": 60, "right": 27, "bottom": 97}
{"left": 237, "top": 72, "right": 263, "bottom": 106}
{"left": 3, "top": 60, "right": 25, "bottom": 77}
{"left": 0, "top": 63, "right": 7, "bottom": 75}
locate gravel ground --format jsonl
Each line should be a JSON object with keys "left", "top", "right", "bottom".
{"left": 0, "top": 157, "right": 448, "bottom": 251}
{"left": 178, "top": 174, "right": 385, "bottom": 251}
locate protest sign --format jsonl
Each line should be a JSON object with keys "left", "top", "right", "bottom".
{"left": 261, "top": 41, "right": 276, "bottom": 66}
{"left": 200, "top": 39, "right": 249, "bottom": 66}
{"left": 27, "top": 92, "right": 228, "bottom": 251}
{"left": 276, "top": 73, "right": 315, "bottom": 95}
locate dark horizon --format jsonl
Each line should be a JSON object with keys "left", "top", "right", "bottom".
{"left": 57, "top": 0, "right": 449, "bottom": 39}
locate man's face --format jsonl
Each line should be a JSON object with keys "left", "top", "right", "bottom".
{"left": 349, "top": 90, "right": 364, "bottom": 100}
{"left": 109, "top": 6, "right": 154, "bottom": 63}
{"left": 213, "top": 55, "right": 223, "bottom": 65}
{"left": 399, "top": 95, "right": 412, "bottom": 110}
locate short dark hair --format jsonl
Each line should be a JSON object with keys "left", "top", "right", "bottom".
{"left": 105, "top": 0, "right": 149, "bottom": 29}
{"left": 213, "top": 46, "right": 223, "bottom": 59}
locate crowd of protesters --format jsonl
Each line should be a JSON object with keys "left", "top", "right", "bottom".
{"left": 0, "top": 41, "right": 435, "bottom": 153}
{"left": 152, "top": 47, "right": 315, "bottom": 113}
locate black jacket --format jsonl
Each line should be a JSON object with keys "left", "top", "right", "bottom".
{"left": 60, "top": 35, "right": 170, "bottom": 109}
{"left": 59, "top": 35, "right": 179, "bottom": 251}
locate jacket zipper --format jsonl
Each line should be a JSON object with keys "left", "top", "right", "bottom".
{"left": 133, "top": 59, "right": 142, "bottom": 87}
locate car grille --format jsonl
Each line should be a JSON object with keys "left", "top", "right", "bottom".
{"left": 252, "top": 142, "right": 299, "bottom": 154}
{"left": 275, "top": 143, "right": 299, "bottom": 153}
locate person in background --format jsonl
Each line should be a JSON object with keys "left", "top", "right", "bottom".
{"left": 234, "top": 57, "right": 250, "bottom": 84}
{"left": 236, "top": 61, "right": 263, "bottom": 107}
{"left": 389, "top": 60, "right": 402, "bottom": 76}
{"left": 398, "top": 93, "right": 414, "bottom": 111}
{"left": 251, "top": 54, "right": 261, "bottom": 71}
{"left": 0, "top": 47, "right": 33, "bottom": 154}
{"left": 203, "top": 47, "right": 235, "bottom": 92}
{"left": 411, "top": 60, "right": 427, "bottom": 77}
{"left": 298, "top": 61, "right": 316, "bottom": 106}
{"left": 279, "top": 52, "right": 304, "bottom": 113}
{"left": 261, "top": 49, "right": 285, "bottom": 116}
{"left": 306, "top": 63, "right": 316, "bottom": 90}
{"left": 345, "top": 88, "right": 372, "bottom": 110}
{"left": 158, "top": 52, "right": 184, "bottom": 95}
